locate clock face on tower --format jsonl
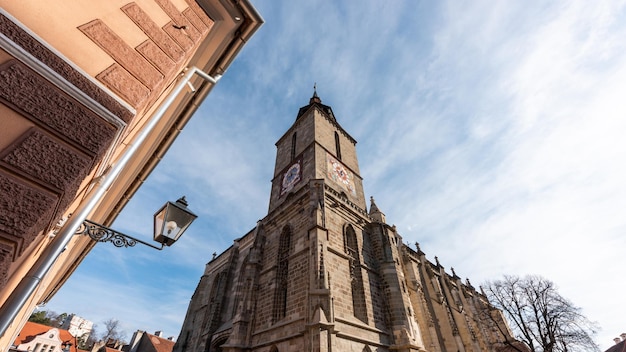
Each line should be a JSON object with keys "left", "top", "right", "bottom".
{"left": 326, "top": 153, "right": 356, "bottom": 196}
{"left": 280, "top": 159, "right": 302, "bottom": 196}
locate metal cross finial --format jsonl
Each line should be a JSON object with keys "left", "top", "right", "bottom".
{"left": 310, "top": 83, "right": 321, "bottom": 103}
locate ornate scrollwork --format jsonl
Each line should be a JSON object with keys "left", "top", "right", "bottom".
{"left": 76, "top": 219, "right": 162, "bottom": 250}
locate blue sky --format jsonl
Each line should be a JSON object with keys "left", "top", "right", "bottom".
{"left": 46, "top": 0, "right": 626, "bottom": 349}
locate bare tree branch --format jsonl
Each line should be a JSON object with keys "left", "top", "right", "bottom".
{"left": 100, "top": 318, "right": 127, "bottom": 344}
{"left": 482, "top": 275, "right": 599, "bottom": 352}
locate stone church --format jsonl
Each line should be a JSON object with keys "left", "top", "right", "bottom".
{"left": 173, "top": 92, "right": 518, "bottom": 352}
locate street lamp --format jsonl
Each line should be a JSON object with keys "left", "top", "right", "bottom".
{"left": 77, "top": 197, "right": 197, "bottom": 250}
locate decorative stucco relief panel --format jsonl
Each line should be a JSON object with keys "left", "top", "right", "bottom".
{"left": 0, "top": 172, "right": 58, "bottom": 260}
{"left": 155, "top": 0, "right": 202, "bottom": 41}
{"left": 0, "top": 60, "right": 118, "bottom": 156}
{"left": 0, "top": 58, "right": 122, "bottom": 285}
{"left": 79, "top": 19, "right": 163, "bottom": 90}
{"left": 137, "top": 40, "right": 176, "bottom": 77}
{"left": 122, "top": 3, "right": 185, "bottom": 63}
{"left": 96, "top": 63, "right": 151, "bottom": 108}
{"left": 162, "top": 22, "right": 194, "bottom": 51}
{"left": 0, "top": 13, "right": 133, "bottom": 122}
{"left": 183, "top": 8, "right": 209, "bottom": 35}
{"left": 0, "top": 128, "right": 91, "bottom": 192}
{"left": 185, "top": 0, "right": 215, "bottom": 27}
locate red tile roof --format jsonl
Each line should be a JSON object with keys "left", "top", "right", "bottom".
{"left": 142, "top": 333, "right": 175, "bottom": 352}
{"left": 13, "top": 322, "right": 78, "bottom": 352}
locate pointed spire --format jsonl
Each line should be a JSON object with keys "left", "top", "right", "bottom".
{"left": 310, "top": 82, "right": 322, "bottom": 104}
{"left": 368, "top": 196, "right": 386, "bottom": 223}
{"left": 296, "top": 84, "right": 343, "bottom": 125}
{"left": 369, "top": 196, "right": 380, "bottom": 213}
{"left": 415, "top": 242, "right": 425, "bottom": 255}
{"left": 451, "top": 267, "right": 460, "bottom": 279}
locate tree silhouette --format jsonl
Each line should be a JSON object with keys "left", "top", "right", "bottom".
{"left": 100, "top": 318, "right": 127, "bottom": 344}
{"left": 28, "top": 310, "right": 66, "bottom": 326}
{"left": 482, "top": 275, "right": 599, "bottom": 352}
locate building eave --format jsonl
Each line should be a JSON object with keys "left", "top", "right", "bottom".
{"left": 39, "top": 0, "right": 263, "bottom": 305}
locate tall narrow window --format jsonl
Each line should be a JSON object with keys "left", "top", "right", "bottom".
{"left": 291, "top": 132, "right": 297, "bottom": 161}
{"left": 345, "top": 225, "right": 368, "bottom": 323}
{"left": 334, "top": 131, "right": 342, "bottom": 160}
{"left": 273, "top": 226, "right": 291, "bottom": 323}
{"left": 203, "top": 271, "right": 227, "bottom": 333}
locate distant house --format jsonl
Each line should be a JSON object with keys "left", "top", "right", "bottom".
{"left": 91, "top": 347, "right": 123, "bottom": 352}
{"left": 91, "top": 330, "right": 173, "bottom": 352}
{"left": 123, "top": 331, "right": 174, "bottom": 352}
{"left": 10, "top": 322, "right": 77, "bottom": 352}
{"left": 91, "top": 338, "right": 124, "bottom": 352}
{"left": 58, "top": 315, "right": 93, "bottom": 347}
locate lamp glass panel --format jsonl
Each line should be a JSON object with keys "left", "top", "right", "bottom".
{"left": 153, "top": 203, "right": 168, "bottom": 245}
{"left": 154, "top": 198, "right": 197, "bottom": 246}
{"left": 165, "top": 206, "right": 194, "bottom": 239}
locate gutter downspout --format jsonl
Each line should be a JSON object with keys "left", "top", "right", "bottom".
{"left": 0, "top": 66, "right": 221, "bottom": 339}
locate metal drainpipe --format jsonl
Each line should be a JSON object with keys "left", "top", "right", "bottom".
{"left": 0, "top": 66, "right": 221, "bottom": 338}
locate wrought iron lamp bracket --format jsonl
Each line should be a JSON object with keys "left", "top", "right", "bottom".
{"left": 77, "top": 219, "right": 164, "bottom": 250}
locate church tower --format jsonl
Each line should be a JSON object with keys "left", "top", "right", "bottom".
{"left": 268, "top": 89, "right": 366, "bottom": 212}
{"left": 174, "top": 92, "right": 518, "bottom": 352}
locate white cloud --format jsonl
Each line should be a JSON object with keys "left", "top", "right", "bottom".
{"left": 385, "top": 1, "right": 626, "bottom": 348}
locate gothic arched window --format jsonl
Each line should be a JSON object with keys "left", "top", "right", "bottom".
{"left": 344, "top": 224, "right": 368, "bottom": 323}
{"left": 273, "top": 226, "right": 291, "bottom": 323}
{"left": 291, "top": 132, "right": 297, "bottom": 161}
{"left": 203, "top": 271, "right": 227, "bottom": 333}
